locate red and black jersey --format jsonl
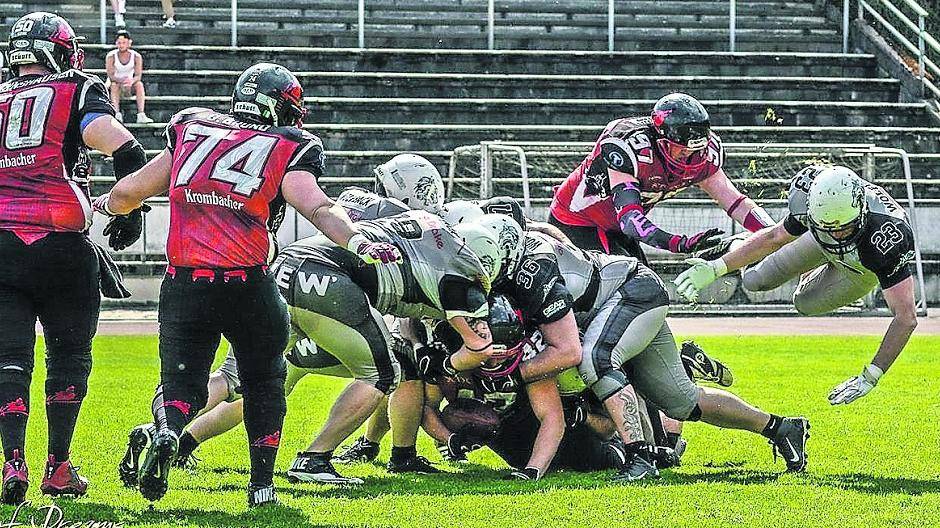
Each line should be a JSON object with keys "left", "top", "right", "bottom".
{"left": 550, "top": 116, "right": 724, "bottom": 231}
{"left": 0, "top": 70, "right": 114, "bottom": 244}
{"left": 163, "top": 107, "right": 324, "bottom": 268}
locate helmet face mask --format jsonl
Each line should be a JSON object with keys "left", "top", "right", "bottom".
{"left": 478, "top": 296, "right": 527, "bottom": 378}
{"left": 806, "top": 166, "right": 868, "bottom": 255}
{"left": 651, "top": 93, "right": 711, "bottom": 180}
{"left": 7, "top": 12, "right": 85, "bottom": 75}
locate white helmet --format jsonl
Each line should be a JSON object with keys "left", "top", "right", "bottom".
{"left": 454, "top": 222, "right": 501, "bottom": 285}
{"left": 442, "top": 200, "right": 485, "bottom": 226}
{"left": 478, "top": 213, "right": 525, "bottom": 280}
{"left": 373, "top": 154, "right": 445, "bottom": 214}
{"left": 806, "top": 165, "right": 868, "bottom": 255}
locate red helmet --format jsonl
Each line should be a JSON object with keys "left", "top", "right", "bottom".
{"left": 651, "top": 93, "right": 711, "bottom": 180}
{"left": 7, "top": 12, "right": 85, "bottom": 75}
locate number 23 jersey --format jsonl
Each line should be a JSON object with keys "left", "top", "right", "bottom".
{"left": 550, "top": 116, "right": 723, "bottom": 231}
{"left": 164, "top": 107, "right": 325, "bottom": 268}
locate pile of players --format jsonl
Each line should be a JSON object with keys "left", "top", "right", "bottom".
{"left": 0, "top": 11, "right": 918, "bottom": 509}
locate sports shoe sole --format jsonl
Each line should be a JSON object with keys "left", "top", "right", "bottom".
{"left": 40, "top": 483, "right": 87, "bottom": 498}
{"left": 1, "top": 477, "right": 27, "bottom": 505}
{"left": 138, "top": 436, "right": 177, "bottom": 501}
{"left": 285, "top": 470, "right": 364, "bottom": 485}
{"left": 119, "top": 426, "right": 152, "bottom": 488}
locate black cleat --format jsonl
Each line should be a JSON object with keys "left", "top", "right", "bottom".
{"left": 770, "top": 417, "right": 810, "bottom": 472}
{"left": 651, "top": 437, "right": 686, "bottom": 470}
{"left": 138, "top": 429, "right": 178, "bottom": 501}
{"left": 247, "top": 483, "right": 278, "bottom": 508}
{"left": 119, "top": 423, "right": 154, "bottom": 488}
{"left": 332, "top": 436, "right": 380, "bottom": 464}
{"left": 286, "top": 452, "right": 363, "bottom": 485}
{"left": 387, "top": 455, "right": 440, "bottom": 474}
{"left": 611, "top": 445, "right": 659, "bottom": 482}
{"left": 681, "top": 341, "right": 734, "bottom": 387}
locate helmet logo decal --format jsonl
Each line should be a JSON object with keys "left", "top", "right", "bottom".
{"left": 413, "top": 175, "right": 439, "bottom": 207}
{"left": 652, "top": 108, "right": 672, "bottom": 127}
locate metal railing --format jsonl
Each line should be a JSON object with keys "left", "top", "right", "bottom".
{"left": 858, "top": 0, "right": 939, "bottom": 99}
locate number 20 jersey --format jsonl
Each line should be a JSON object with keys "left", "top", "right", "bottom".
{"left": 550, "top": 116, "right": 724, "bottom": 231}
{"left": 164, "top": 107, "right": 325, "bottom": 268}
{"left": 0, "top": 70, "right": 114, "bottom": 244}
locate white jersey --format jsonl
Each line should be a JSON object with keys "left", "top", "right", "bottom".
{"left": 107, "top": 49, "right": 138, "bottom": 81}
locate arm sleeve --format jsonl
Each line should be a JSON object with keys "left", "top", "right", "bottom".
{"left": 511, "top": 257, "right": 573, "bottom": 325}
{"left": 286, "top": 133, "right": 326, "bottom": 177}
{"left": 611, "top": 182, "right": 681, "bottom": 252}
{"left": 440, "top": 277, "right": 489, "bottom": 320}
{"left": 783, "top": 214, "right": 809, "bottom": 236}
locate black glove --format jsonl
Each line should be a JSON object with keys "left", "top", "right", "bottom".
{"left": 415, "top": 342, "right": 457, "bottom": 382}
{"left": 477, "top": 372, "right": 522, "bottom": 394}
{"left": 693, "top": 232, "right": 749, "bottom": 261}
{"left": 446, "top": 426, "right": 486, "bottom": 458}
{"left": 562, "top": 395, "right": 590, "bottom": 429}
{"left": 674, "top": 228, "right": 723, "bottom": 254}
{"left": 102, "top": 203, "right": 151, "bottom": 251}
{"left": 503, "top": 467, "right": 540, "bottom": 481}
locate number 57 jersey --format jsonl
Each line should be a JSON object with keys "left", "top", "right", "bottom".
{"left": 0, "top": 70, "right": 115, "bottom": 244}
{"left": 164, "top": 107, "right": 325, "bottom": 268}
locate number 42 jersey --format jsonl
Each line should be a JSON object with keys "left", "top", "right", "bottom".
{"left": 164, "top": 107, "right": 325, "bottom": 268}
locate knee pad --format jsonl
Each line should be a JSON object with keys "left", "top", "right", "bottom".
{"left": 45, "top": 350, "right": 92, "bottom": 394}
{"left": 240, "top": 376, "right": 287, "bottom": 420}
{"left": 590, "top": 370, "right": 628, "bottom": 402}
{"left": 792, "top": 293, "right": 824, "bottom": 316}
{"left": 659, "top": 388, "right": 701, "bottom": 422}
{"left": 238, "top": 354, "right": 287, "bottom": 387}
{"left": 0, "top": 363, "right": 32, "bottom": 390}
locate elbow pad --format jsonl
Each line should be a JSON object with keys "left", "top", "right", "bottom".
{"left": 112, "top": 140, "right": 147, "bottom": 181}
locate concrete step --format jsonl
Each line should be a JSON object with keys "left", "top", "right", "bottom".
{"left": 121, "top": 121, "right": 940, "bottom": 155}
{"left": 117, "top": 96, "right": 930, "bottom": 128}
{"left": 79, "top": 46, "right": 880, "bottom": 78}
{"left": 70, "top": 23, "right": 842, "bottom": 51}
{"left": 94, "top": 69, "right": 901, "bottom": 101}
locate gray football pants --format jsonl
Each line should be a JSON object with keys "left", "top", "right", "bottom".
{"left": 742, "top": 232, "right": 879, "bottom": 315}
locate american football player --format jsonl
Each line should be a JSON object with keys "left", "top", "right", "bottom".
{"left": 674, "top": 166, "right": 918, "bottom": 405}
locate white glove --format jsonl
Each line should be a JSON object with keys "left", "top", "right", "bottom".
{"left": 672, "top": 257, "right": 728, "bottom": 303}
{"left": 828, "top": 364, "right": 883, "bottom": 405}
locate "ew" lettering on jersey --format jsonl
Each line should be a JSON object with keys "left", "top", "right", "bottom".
{"left": 297, "top": 272, "right": 337, "bottom": 296}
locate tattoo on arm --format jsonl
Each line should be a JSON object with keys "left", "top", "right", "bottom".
{"left": 467, "top": 318, "right": 492, "bottom": 341}
{"left": 618, "top": 389, "right": 644, "bottom": 443}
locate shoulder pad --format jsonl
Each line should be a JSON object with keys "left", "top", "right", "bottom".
{"left": 864, "top": 184, "right": 907, "bottom": 220}
{"left": 168, "top": 107, "right": 215, "bottom": 127}
{"left": 787, "top": 166, "right": 820, "bottom": 218}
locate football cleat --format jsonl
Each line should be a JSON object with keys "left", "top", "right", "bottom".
{"left": 247, "top": 483, "right": 278, "bottom": 508}
{"left": 138, "top": 429, "right": 178, "bottom": 501}
{"left": 119, "top": 423, "right": 155, "bottom": 487}
{"left": 174, "top": 452, "right": 201, "bottom": 471}
{"left": 286, "top": 452, "right": 364, "bottom": 485}
{"left": 387, "top": 455, "right": 440, "bottom": 475}
{"left": 770, "top": 417, "right": 810, "bottom": 472}
{"left": 651, "top": 437, "right": 686, "bottom": 470}
{"left": 40, "top": 456, "right": 88, "bottom": 498}
{"left": 1, "top": 450, "right": 28, "bottom": 505}
{"left": 681, "top": 341, "right": 734, "bottom": 387}
{"left": 332, "top": 436, "right": 380, "bottom": 464}
{"left": 611, "top": 446, "right": 659, "bottom": 482}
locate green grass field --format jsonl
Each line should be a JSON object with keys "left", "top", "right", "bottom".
{"left": 4, "top": 333, "right": 940, "bottom": 528}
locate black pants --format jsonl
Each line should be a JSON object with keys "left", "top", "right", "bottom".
{"left": 547, "top": 212, "right": 648, "bottom": 265}
{"left": 155, "top": 267, "right": 289, "bottom": 485}
{"left": 0, "top": 231, "right": 99, "bottom": 461}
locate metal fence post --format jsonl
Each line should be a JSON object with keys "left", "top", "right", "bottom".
{"left": 918, "top": 14, "right": 926, "bottom": 98}
{"left": 608, "top": 0, "right": 615, "bottom": 52}
{"left": 100, "top": 0, "right": 106, "bottom": 44}
{"left": 358, "top": 0, "right": 365, "bottom": 49}
{"left": 842, "top": 0, "right": 850, "bottom": 53}
{"left": 729, "top": 0, "right": 736, "bottom": 52}
{"left": 230, "top": 0, "right": 237, "bottom": 47}
{"left": 488, "top": 0, "right": 495, "bottom": 50}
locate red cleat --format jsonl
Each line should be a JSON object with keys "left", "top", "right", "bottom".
{"left": 40, "top": 455, "right": 88, "bottom": 498}
{"left": 1, "top": 450, "right": 28, "bottom": 505}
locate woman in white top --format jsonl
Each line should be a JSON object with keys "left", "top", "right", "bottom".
{"left": 105, "top": 30, "right": 153, "bottom": 124}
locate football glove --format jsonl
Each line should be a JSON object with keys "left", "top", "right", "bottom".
{"left": 562, "top": 395, "right": 590, "bottom": 429}
{"left": 445, "top": 426, "right": 486, "bottom": 458}
{"left": 673, "top": 228, "right": 724, "bottom": 254}
{"left": 693, "top": 232, "right": 749, "bottom": 261}
{"left": 828, "top": 364, "right": 883, "bottom": 405}
{"left": 477, "top": 372, "right": 522, "bottom": 394}
{"left": 503, "top": 467, "right": 540, "bottom": 481}
{"left": 415, "top": 342, "right": 457, "bottom": 382}
{"left": 347, "top": 233, "right": 401, "bottom": 265}
{"left": 673, "top": 257, "right": 728, "bottom": 303}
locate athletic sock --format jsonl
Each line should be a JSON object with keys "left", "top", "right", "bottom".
{"left": 390, "top": 445, "right": 417, "bottom": 463}
{"left": 45, "top": 381, "right": 87, "bottom": 461}
{"left": 243, "top": 383, "right": 286, "bottom": 486}
{"left": 177, "top": 431, "right": 200, "bottom": 460}
{"left": 0, "top": 385, "right": 29, "bottom": 461}
{"left": 665, "top": 432, "right": 682, "bottom": 450}
{"left": 761, "top": 414, "right": 784, "bottom": 439}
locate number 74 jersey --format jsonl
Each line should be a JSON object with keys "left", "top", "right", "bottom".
{"left": 0, "top": 70, "right": 114, "bottom": 243}
{"left": 164, "top": 107, "right": 325, "bottom": 268}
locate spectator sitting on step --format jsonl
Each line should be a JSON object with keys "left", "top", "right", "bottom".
{"left": 162, "top": 0, "right": 177, "bottom": 28}
{"left": 106, "top": 30, "right": 153, "bottom": 124}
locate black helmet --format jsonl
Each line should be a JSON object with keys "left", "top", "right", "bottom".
{"left": 7, "top": 12, "right": 85, "bottom": 75}
{"left": 231, "top": 63, "right": 306, "bottom": 127}
{"left": 650, "top": 93, "right": 711, "bottom": 179}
